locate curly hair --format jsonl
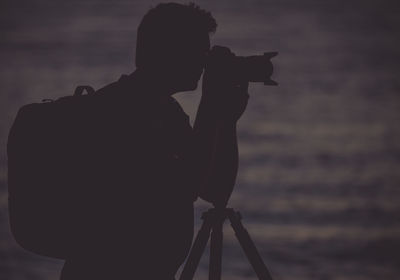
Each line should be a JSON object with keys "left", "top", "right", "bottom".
{"left": 135, "top": 2, "right": 217, "bottom": 68}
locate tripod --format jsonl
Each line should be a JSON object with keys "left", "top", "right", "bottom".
{"left": 179, "top": 207, "right": 273, "bottom": 280}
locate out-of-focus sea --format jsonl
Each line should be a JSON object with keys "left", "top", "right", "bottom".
{"left": 1, "top": 0, "right": 400, "bottom": 279}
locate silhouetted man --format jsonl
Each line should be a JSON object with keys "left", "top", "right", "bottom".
{"left": 60, "top": 3, "right": 249, "bottom": 280}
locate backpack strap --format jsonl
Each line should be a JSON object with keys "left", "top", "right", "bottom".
{"left": 74, "top": 85, "right": 95, "bottom": 96}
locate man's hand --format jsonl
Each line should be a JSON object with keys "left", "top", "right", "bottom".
{"left": 201, "top": 46, "right": 249, "bottom": 123}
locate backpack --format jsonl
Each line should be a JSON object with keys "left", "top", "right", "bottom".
{"left": 7, "top": 85, "right": 98, "bottom": 259}
{"left": 7, "top": 76, "right": 198, "bottom": 259}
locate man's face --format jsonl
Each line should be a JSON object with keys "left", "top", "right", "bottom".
{"left": 167, "top": 32, "right": 210, "bottom": 93}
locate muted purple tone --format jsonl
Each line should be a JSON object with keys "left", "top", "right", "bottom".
{"left": 1, "top": 0, "right": 400, "bottom": 279}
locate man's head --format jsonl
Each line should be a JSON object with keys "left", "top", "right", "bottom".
{"left": 135, "top": 3, "right": 216, "bottom": 92}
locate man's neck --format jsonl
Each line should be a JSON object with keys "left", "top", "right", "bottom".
{"left": 129, "top": 68, "right": 176, "bottom": 97}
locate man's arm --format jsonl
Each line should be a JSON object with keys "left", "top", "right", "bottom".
{"left": 192, "top": 103, "right": 240, "bottom": 207}
{"left": 191, "top": 54, "right": 249, "bottom": 207}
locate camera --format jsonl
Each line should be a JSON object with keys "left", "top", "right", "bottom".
{"left": 207, "top": 45, "right": 278, "bottom": 86}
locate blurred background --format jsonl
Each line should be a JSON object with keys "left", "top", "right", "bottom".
{"left": 1, "top": 0, "right": 400, "bottom": 279}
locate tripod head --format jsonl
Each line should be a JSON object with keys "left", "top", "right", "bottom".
{"left": 212, "top": 200, "right": 228, "bottom": 210}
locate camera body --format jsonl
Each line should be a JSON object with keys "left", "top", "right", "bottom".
{"left": 207, "top": 45, "right": 278, "bottom": 86}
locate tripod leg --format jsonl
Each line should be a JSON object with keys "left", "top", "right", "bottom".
{"left": 209, "top": 216, "right": 224, "bottom": 280}
{"left": 179, "top": 211, "right": 214, "bottom": 280}
{"left": 228, "top": 210, "right": 274, "bottom": 280}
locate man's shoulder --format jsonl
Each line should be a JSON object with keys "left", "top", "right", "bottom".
{"left": 94, "top": 75, "right": 133, "bottom": 103}
{"left": 92, "top": 75, "right": 191, "bottom": 126}
{"left": 90, "top": 75, "right": 149, "bottom": 116}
